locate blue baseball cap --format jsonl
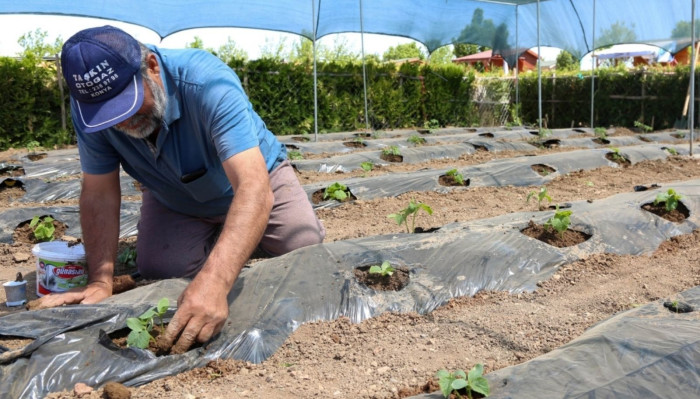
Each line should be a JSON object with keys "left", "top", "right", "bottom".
{"left": 61, "top": 26, "right": 144, "bottom": 133}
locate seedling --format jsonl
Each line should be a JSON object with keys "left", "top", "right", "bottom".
{"left": 388, "top": 199, "right": 433, "bottom": 233}
{"left": 408, "top": 134, "right": 427, "bottom": 146}
{"left": 665, "top": 147, "right": 678, "bottom": 155}
{"left": 594, "top": 127, "right": 607, "bottom": 139}
{"left": 607, "top": 147, "right": 626, "bottom": 162}
{"left": 424, "top": 119, "right": 440, "bottom": 131}
{"left": 538, "top": 128, "right": 552, "bottom": 139}
{"left": 634, "top": 120, "right": 653, "bottom": 133}
{"left": 544, "top": 206, "right": 572, "bottom": 237}
{"left": 436, "top": 363, "right": 490, "bottom": 399}
{"left": 126, "top": 297, "right": 170, "bottom": 349}
{"left": 368, "top": 261, "right": 395, "bottom": 276}
{"left": 526, "top": 187, "right": 552, "bottom": 211}
{"left": 446, "top": 169, "right": 466, "bottom": 186}
{"left": 287, "top": 150, "right": 303, "bottom": 160}
{"left": 323, "top": 182, "right": 351, "bottom": 201}
{"left": 654, "top": 188, "right": 682, "bottom": 212}
{"left": 372, "top": 130, "right": 385, "bottom": 139}
{"left": 360, "top": 161, "right": 374, "bottom": 172}
{"left": 25, "top": 140, "right": 40, "bottom": 154}
{"left": 117, "top": 247, "right": 137, "bottom": 268}
{"left": 29, "top": 215, "right": 55, "bottom": 242}
{"left": 354, "top": 136, "right": 366, "bottom": 145}
{"left": 382, "top": 145, "right": 401, "bottom": 156}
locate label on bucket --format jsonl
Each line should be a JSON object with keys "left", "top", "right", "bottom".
{"left": 37, "top": 258, "right": 88, "bottom": 296}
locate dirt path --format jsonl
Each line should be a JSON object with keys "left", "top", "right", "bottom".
{"left": 1, "top": 136, "right": 699, "bottom": 398}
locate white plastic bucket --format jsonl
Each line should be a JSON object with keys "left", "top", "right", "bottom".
{"left": 32, "top": 241, "right": 87, "bottom": 297}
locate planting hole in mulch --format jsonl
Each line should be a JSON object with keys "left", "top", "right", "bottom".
{"left": 529, "top": 130, "right": 540, "bottom": 136}
{"left": 354, "top": 265, "right": 410, "bottom": 291}
{"left": 671, "top": 133, "right": 687, "bottom": 139}
{"left": 605, "top": 152, "right": 631, "bottom": 167}
{"left": 633, "top": 183, "right": 661, "bottom": 192}
{"left": 638, "top": 135, "right": 653, "bottom": 142}
{"left": 292, "top": 136, "right": 310, "bottom": 142}
{"left": 641, "top": 201, "right": 689, "bottom": 223}
{"left": 380, "top": 153, "right": 403, "bottom": 163}
{"left": 530, "top": 139, "right": 561, "bottom": 149}
{"left": 1, "top": 165, "right": 24, "bottom": 178}
{"left": 478, "top": 132, "right": 494, "bottom": 138}
{"left": 343, "top": 141, "right": 367, "bottom": 148}
{"left": 354, "top": 133, "right": 372, "bottom": 138}
{"left": 473, "top": 144, "right": 488, "bottom": 152}
{"left": 663, "top": 300, "right": 694, "bottom": 313}
{"left": 285, "top": 144, "right": 300, "bottom": 151}
{"left": 531, "top": 163, "right": 556, "bottom": 177}
{"left": 592, "top": 137, "right": 611, "bottom": 145}
{"left": 26, "top": 153, "right": 47, "bottom": 161}
{"left": 12, "top": 216, "right": 69, "bottom": 244}
{"left": 311, "top": 188, "right": 357, "bottom": 204}
{"left": 417, "top": 129, "right": 431, "bottom": 135}
{"left": 438, "top": 174, "right": 470, "bottom": 187}
{"left": 520, "top": 220, "right": 591, "bottom": 248}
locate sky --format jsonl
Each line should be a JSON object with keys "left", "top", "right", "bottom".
{"left": 0, "top": 14, "right": 417, "bottom": 60}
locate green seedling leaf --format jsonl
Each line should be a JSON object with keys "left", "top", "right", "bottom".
{"left": 388, "top": 199, "right": 433, "bottom": 233}
{"left": 323, "top": 182, "right": 350, "bottom": 201}
{"left": 545, "top": 207, "right": 572, "bottom": 236}
{"left": 117, "top": 247, "right": 137, "bottom": 267}
{"left": 654, "top": 188, "right": 682, "bottom": 212}
{"left": 527, "top": 187, "right": 552, "bottom": 211}
{"left": 382, "top": 145, "right": 401, "bottom": 156}
{"left": 446, "top": 169, "right": 465, "bottom": 185}
{"left": 126, "top": 297, "right": 170, "bottom": 349}
{"left": 360, "top": 161, "right": 374, "bottom": 172}
{"left": 368, "top": 261, "right": 395, "bottom": 276}
{"left": 29, "top": 215, "right": 55, "bottom": 242}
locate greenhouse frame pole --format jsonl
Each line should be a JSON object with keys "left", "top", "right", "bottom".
{"left": 590, "top": 0, "right": 596, "bottom": 129}
{"left": 312, "top": 0, "right": 319, "bottom": 141}
{"left": 690, "top": 0, "right": 696, "bottom": 155}
{"left": 515, "top": 6, "right": 520, "bottom": 117}
{"left": 359, "top": 0, "right": 370, "bottom": 132}
{"left": 537, "top": 0, "right": 542, "bottom": 132}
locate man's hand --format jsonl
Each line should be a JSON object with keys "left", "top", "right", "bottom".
{"left": 26, "top": 282, "right": 111, "bottom": 311}
{"left": 159, "top": 273, "right": 229, "bottom": 354}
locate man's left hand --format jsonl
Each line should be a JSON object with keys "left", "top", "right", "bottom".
{"left": 159, "top": 274, "right": 229, "bottom": 354}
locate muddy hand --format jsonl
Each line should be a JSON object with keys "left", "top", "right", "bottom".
{"left": 25, "top": 283, "right": 111, "bottom": 311}
{"left": 159, "top": 280, "right": 229, "bottom": 354}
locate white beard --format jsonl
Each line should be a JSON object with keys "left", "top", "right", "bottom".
{"left": 116, "top": 73, "right": 167, "bottom": 139}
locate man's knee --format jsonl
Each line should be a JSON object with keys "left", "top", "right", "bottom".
{"left": 261, "top": 220, "right": 325, "bottom": 256}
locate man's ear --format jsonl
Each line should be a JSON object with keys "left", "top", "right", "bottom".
{"left": 146, "top": 53, "right": 162, "bottom": 85}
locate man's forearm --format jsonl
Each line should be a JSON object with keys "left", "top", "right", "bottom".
{"left": 80, "top": 174, "right": 122, "bottom": 288}
{"left": 198, "top": 183, "right": 273, "bottom": 290}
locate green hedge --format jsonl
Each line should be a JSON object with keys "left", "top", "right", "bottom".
{"left": 517, "top": 66, "right": 698, "bottom": 129}
{"left": 0, "top": 57, "right": 71, "bottom": 150}
{"left": 1, "top": 56, "right": 698, "bottom": 151}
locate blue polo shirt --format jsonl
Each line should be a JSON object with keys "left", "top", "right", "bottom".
{"left": 74, "top": 46, "right": 286, "bottom": 218}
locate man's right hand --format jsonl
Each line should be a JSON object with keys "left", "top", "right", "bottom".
{"left": 26, "top": 282, "right": 111, "bottom": 310}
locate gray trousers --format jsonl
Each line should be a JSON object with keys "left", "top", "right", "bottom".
{"left": 135, "top": 160, "right": 325, "bottom": 279}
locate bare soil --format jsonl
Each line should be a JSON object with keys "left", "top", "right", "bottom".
{"left": 1, "top": 136, "right": 699, "bottom": 398}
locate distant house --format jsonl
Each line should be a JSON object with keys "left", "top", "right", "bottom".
{"left": 452, "top": 49, "right": 539, "bottom": 74}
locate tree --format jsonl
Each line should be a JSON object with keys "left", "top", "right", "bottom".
{"left": 429, "top": 45, "right": 454, "bottom": 65}
{"left": 597, "top": 21, "right": 637, "bottom": 48}
{"left": 319, "top": 36, "right": 359, "bottom": 64}
{"left": 454, "top": 43, "right": 485, "bottom": 58}
{"left": 453, "top": 8, "right": 510, "bottom": 51}
{"left": 186, "top": 36, "right": 217, "bottom": 56}
{"left": 671, "top": 19, "right": 700, "bottom": 39}
{"left": 556, "top": 50, "right": 578, "bottom": 71}
{"left": 17, "top": 29, "right": 63, "bottom": 61}
{"left": 217, "top": 37, "right": 248, "bottom": 64}
{"left": 260, "top": 36, "right": 291, "bottom": 60}
{"left": 382, "top": 42, "right": 425, "bottom": 61}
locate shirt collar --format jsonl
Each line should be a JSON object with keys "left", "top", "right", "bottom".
{"left": 147, "top": 45, "right": 181, "bottom": 126}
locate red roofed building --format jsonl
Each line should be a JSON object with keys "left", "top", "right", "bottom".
{"left": 453, "top": 49, "right": 539, "bottom": 74}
